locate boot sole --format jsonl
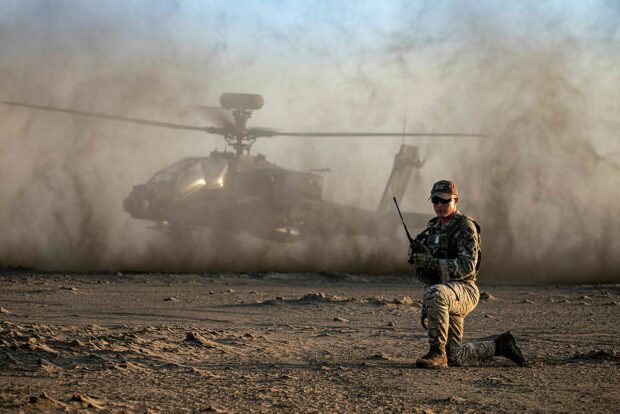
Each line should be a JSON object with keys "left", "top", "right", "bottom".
{"left": 415, "top": 361, "right": 447, "bottom": 369}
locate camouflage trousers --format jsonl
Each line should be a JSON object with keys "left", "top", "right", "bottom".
{"left": 423, "top": 281, "right": 496, "bottom": 367}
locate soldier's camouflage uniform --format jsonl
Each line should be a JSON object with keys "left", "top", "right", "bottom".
{"left": 415, "top": 211, "right": 496, "bottom": 366}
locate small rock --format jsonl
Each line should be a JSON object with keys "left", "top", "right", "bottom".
{"left": 184, "top": 332, "right": 222, "bottom": 349}
{"left": 387, "top": 321, "right": 395, "bottom": 327}
{"left": 225, "top": 289, "right": 236, "bottom": 293}
{"left": 393, "top": 296, "right": 414, "bottom": 305}
{"left": 37, "top": 358, "right": 58, "bottom": 371}
{"left": 163, "top": 297, "right": 179, "bottom": 302}
{"left": 368, "top": 352, "right": 390, "bottom": 360}
{"left": 34, "top": 342, "right": 59, "bottom": 355}
{"left": 521, "top": 299, "right": 534, "bottom": 304}
{"left": 70, "top": 394, "right": 104, "bottom": 409}
{"left": 333, "top": 317, "right": 349, "bottom": 323}
{"left": 480, "top": 291, "right": 497, "bottom": 302}
{"left": 204, "top": 405, "right": 228, "bottom": 413}
{"left": 0, "top": 307, "right": 11, "bottom": 314}
{"left": 71, "top": 339, "right": 85, "bottom": 347}
{"left": 29, "top": 392, "right": 65, "bottom": 407}
{"left": 306, "top": 292, "right": 327, "bottom": 299}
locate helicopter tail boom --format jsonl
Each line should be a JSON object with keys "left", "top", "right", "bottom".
{"left": 377, "top": 144, "right": 421, "bottom": 213}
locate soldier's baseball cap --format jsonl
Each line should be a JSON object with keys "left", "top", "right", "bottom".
{"left": 430, "top": 180, "right": 458, "bottom": 200}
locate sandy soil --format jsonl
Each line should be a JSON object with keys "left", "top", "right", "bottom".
{"left": 0, "top": 270, "right": 618, "bottom": 413}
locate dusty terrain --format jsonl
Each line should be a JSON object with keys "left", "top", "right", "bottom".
{"left": 0, "top": 270, "right": 618, "bottom": 413}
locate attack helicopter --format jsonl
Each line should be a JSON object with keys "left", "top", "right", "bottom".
{"left": 1, "top": 94, "right": 481, "bottom": 242}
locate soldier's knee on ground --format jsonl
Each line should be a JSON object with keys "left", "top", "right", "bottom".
{"left": 447, "top": 348, "right": 462, "bottom": 367}
{"left": 423, "top": 284, "right": 451, "bottom": 307}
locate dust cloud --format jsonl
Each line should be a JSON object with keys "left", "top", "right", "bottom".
{"left": 0, "top": 2, "right": 618, "bottom": 282}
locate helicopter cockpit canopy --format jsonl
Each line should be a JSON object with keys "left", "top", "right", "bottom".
{"left": 149, "top": 157, "right": 228, "bottom": 199}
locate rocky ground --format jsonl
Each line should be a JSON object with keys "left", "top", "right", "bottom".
{"left": 0, "top": 270, "right": 618, "bottom": 413}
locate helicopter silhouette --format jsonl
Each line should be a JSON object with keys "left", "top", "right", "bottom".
{"left": 2, "top": 94, "right": 482, "bottom": 242}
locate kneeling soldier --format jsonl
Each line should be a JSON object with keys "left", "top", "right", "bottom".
{"left": 409, "top": 180, "right": 526, "bottom": 368}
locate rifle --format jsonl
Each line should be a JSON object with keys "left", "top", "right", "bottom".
{"left": 393, "top": 197, "right": 432, "bottom": 328}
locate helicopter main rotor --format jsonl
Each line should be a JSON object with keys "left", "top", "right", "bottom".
{"left": 1, "top": 93, "right": 485, "bottom": 157}
{"left": 219, "top": 93, "right": 263, "bottom": 156}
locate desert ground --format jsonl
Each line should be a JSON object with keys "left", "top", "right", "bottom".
{"left": 0, "top": 270, "right": 618, "bottom": 413}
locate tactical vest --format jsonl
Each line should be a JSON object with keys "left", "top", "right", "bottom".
{"left": 416, "top": 214, "right": 482, "bottom": 283}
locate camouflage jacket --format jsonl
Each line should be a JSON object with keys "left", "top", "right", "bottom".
{"left": 414, "top": 211, "right": 481, "bottom": 284}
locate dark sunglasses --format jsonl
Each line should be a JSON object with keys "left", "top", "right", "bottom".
{"left": 431, "top": 196, "right": 453, "bottom": 205}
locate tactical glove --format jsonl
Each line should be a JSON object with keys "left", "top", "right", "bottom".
{"left": 407, "top": 245, "right": 415, "bottom": 265}
{"left": 410, "top": 252, "right": 438, "bottom": 270}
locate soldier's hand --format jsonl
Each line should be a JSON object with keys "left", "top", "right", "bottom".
{"left": 411, "top": 252, "right": 437, "bottom": 270}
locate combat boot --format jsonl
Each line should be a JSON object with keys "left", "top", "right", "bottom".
{"left": 494, "top": 331, "right": 526, "bottom": 367}
{"left": 416, "top": 345, "right": 447, "bottom": 369}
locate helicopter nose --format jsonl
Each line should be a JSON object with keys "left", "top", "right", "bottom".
{"left": 123, "top": 185, "right": 152, "bottom": 216}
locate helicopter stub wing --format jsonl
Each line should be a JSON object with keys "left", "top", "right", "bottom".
{"left": 1, "top": 100, "right": 226, "bottom": 135}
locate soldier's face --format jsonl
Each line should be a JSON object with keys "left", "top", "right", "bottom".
{"left": 432, "top": 196, "right": 458, "bottom": 219}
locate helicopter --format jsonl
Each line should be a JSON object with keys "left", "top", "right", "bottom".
{"left": 1, "top": 93, "right": 482, "bottom": 242}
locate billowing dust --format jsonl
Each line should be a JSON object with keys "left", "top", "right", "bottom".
{"left": 0, "top": 2, "right": 618, "bottom": 282}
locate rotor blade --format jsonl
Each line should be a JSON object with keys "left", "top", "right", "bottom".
{"left": 252, "top": 129, "right": 485, "bottom": 138}
{"left": 1, "top": 100, "right": 225, "bottom": 134}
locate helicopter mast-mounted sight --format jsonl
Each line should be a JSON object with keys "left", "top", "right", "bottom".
{"left": 219, "top": 93, "right": 264, "bottom": 111}
{"left": 219, "top": 93, "right": 265, "bottom": 157}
